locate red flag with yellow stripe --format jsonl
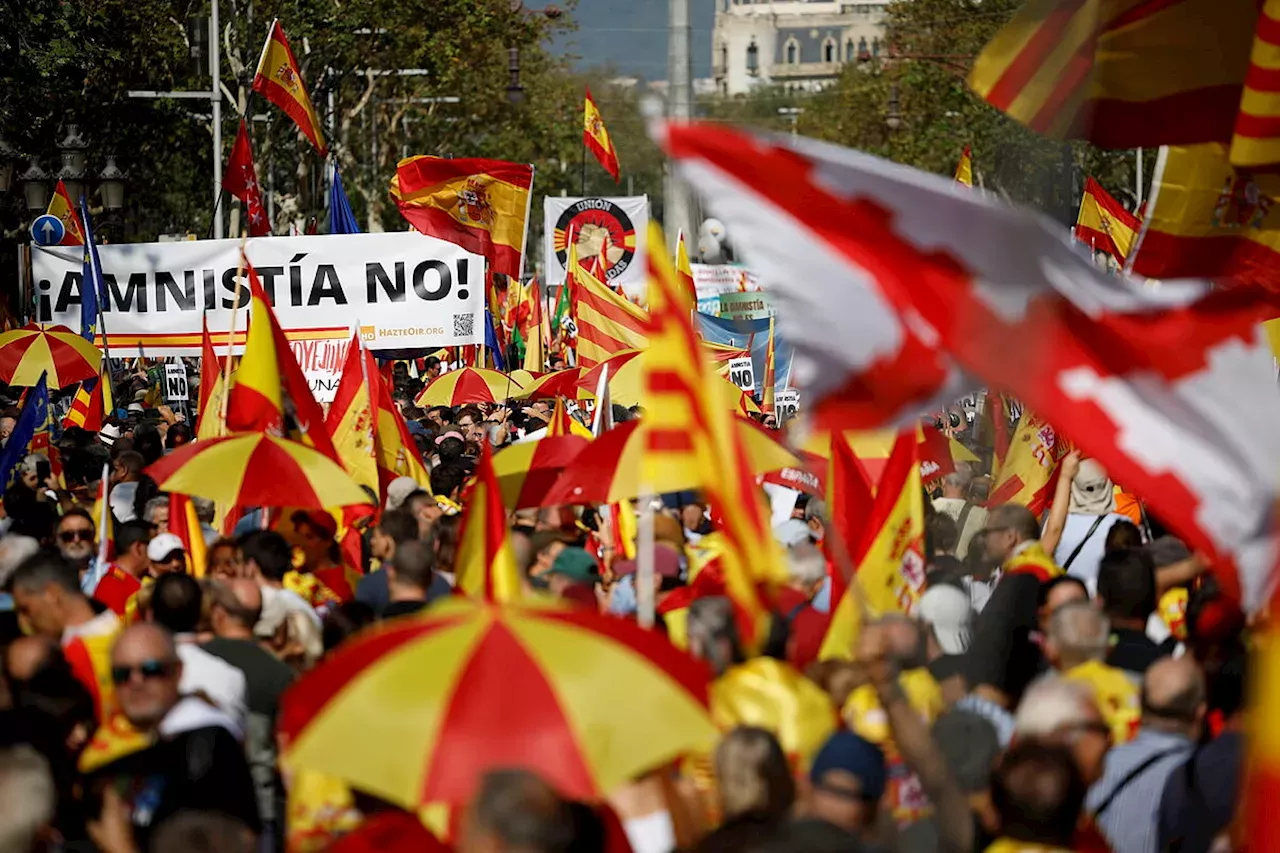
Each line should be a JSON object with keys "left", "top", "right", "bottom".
{"left": 453, "top": 443, "right": 522, "bottom": 601}
{"left": 826, "top": 432, "right": 876, "bottom": 608}
{"left": 391, "top": 155, "right": 534, "bottom": 280}
{"left": 372, "top": 367, "right": 432, "bottom": 497}
{"left": 819, "top": 430, "right": 926, "bottom": 661}
{"left": 252, "top": 19, "right": 327, "bottom": 156}
{"left": 584, "top": 87, "right": 621, "bottom": 183}
{"left": 968, "top": 0, "right": 1257, "bottom": 149}
{"left": 325, "top": 333, "right": 380, "bottom": 496}
{"left": 642, "top": 222, "right": 785, "bottom": 648}
{"left": 1075, "top": 177, "right": 1141, "bottom": 263}
{"left": 225, "top": 262, "right": 339, "bottom": 462}
{"left": 46, "top": 180, "right": 85, "bottom": 246}
{"left": 168, "top": 493, "right": 209, "bottom": 578}
{"left": 989, "top": 408, "right": 1071, "bottom": 516}
{"left": 197, "top": 316, "right": 226, "bottom": 441}
{"left": 570, "top": 244, "right": 649, "bottom": 369}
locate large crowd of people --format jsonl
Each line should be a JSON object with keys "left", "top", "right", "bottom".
{"left": 0, "top": 362, "right": 1248, "bottom": 853}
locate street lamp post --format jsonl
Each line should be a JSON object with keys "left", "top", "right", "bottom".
{"left": 16, "top": 161, "right": 51, "bottom": 212}
{"left": 56, "top": 124, "right": 89, "bottom": 204}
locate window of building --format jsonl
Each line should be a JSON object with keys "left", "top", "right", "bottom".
{"left": 785, "top": 38, "right": 799, "bottom": 64}
{"left": 823, "top": 38, "right": 836, "bottom": 62}
{"left": 719, "top": 44, "right": 728, "bottom": 71}
{"left": 746, "top": 40, "right": 759, "bottom": 75}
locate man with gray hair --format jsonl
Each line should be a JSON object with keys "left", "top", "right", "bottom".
{"left": 0, "top": 746, "right": 55, "bottom": 853}
{"left": 686, "top": 596, "right": 744, "bottom": 678}
{"left": 932, "top": 464, "right": 988, "bottom": 559}
{"left": 1043, "top": 601, "right": 1140, "bottom": 746}
{"left": 1086, "top": 656, "right": 1204, "bottom": 853}
{"left": 461, "top": 768, "right": 574, "bottom": 853}
{"left": 1014, "top": 675, "right": 1111, "bottom": 786}
{"left": 775, "top": 540, "right": 834, "bottom": 670}
{"left": 142, "top": 496, "right": 170, "bottom": 531}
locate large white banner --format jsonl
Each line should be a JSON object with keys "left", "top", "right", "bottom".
{"left": 32, "top": 232, "right": 485, "bottom": 357}
{"left": 543, "top": 196, "right": 649, "bottom": 293}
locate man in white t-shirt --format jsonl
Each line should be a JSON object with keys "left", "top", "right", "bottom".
{"left": 1052, "top": 459, "right": 1131, "bottom": 592}
{"left": 932, "top": 468, "right": 987, "bottom": 559}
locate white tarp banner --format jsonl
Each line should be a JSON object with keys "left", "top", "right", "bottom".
{"left": 32, "top": 232, "right": 486, "bottom": 357}
{"left": 691, "top": 263, "right": 759, "bottom": 299}
{"left": 543, "top": 196, "right": 650, "bottom": 293}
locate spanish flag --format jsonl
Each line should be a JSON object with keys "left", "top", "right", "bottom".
{"left": 1232, "top": 1, "right": 1280, "bottom": 169}
{"left": 453, "top": 443, "right": 522, "bottom": 602}
{"left": 168, "top": 493, "right": 209, "bottom": 578}
{"left": 642, "top": 221, "right": 786, "bottom": 648}
{"left": 519, "top": 279, "right": 546, "bottom": 374}
{"left": 372, "top": 368, "right": 432, "bottom": 497}
{"left": 1130, "top": 144, "right": 1280, "bottom": 287}
{"left": 819, "top": 431, "right": 925, "bottom": 661}
{"left": 968, "top": 0, "right": 1256, "bottom": 148}
{"left": 46, "top": 180, "right": 84, "bottom": 246}
{"left": 675, "top": 229, "right": 698, "bottom": 307}
{"left": 252, "top": 19, "right": 327, "bottom": 156}
{"left": 570, "top": 242, "right": 649, "bottom": 369}
{"left": 196, "top": 316, "right": 226, "bottom": 441}
{"left": 547, "top": 397, "right": 592, "bottom": 440}
{"left": 954, "top": 146, "right": 973, "bottom": 187}
{"left": 584, "top": 87, "right": 621, "bottom": 183}
{"left": 225, "top": 262, "right": 340, "bottom": 462}
{"left": 391, "top": 155, "right": 534, "bottom": 280}
{"left": 1075, "top": 177, "right": 1141, "bottom": 263}
{"left": 826, "top": 432, "right": 876, "bottom": 609}
{"left": 325, "top": 333, "right": 379, "bottom": 496}
{"left": 989, "top": 408, "right": 1071, "bottom": 516}
{"left": 62, "top": 376, "right": 104, "bottom": 432}
{"left": 1247, "top": 592, "right": 1280, "bottom": 851}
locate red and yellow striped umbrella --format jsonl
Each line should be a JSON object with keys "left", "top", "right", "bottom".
{"left": 0, "top": 323, "right": 101, "bottom": 388}
{"left": 541, "top": 418, "right": 799, "bottom": 505}
{"left": 278, "top": 597, "right": 717, "bottom": 808}
{"left": 508, "top": 369, "right": 543, "bottom": 388}
{"left": 493, "top": 434, "right": 591, "bottom": 508}
{"left": 513, "top": 367, "right": 592, "bottom": 401}
{"left": 146, "top": 432, "right": 373, "bottom": 508}
{"left": 579, "top": 348, "right": 759, "bottom": 412}
{"left": 414, "top": 367, "right": 523, "bottom": 407}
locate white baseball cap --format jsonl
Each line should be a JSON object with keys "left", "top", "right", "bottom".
{"left": 147, "top": 532, "right": 186, "bottom": 562}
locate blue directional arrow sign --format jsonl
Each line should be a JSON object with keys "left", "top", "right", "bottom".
{"left": 30, "top": 214, "right": 65, "bottom": 247}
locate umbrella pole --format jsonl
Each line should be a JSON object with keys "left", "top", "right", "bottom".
{"left": 636, "top": 494, "right": 655, "bottom": 630}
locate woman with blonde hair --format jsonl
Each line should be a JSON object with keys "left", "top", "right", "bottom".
{"left": 713, "top": 726, "right": 796, "bottom": 825}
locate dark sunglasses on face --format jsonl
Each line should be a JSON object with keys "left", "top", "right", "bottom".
{"left": 59, "top": 529, "right": 94, "bottom": 544}
{"left": 110, "top": 659, "right": 177, "bottom": 685}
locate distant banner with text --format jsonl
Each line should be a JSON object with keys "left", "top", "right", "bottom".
{"left": 32, "top": 232, "right": 486, "bottom": 356}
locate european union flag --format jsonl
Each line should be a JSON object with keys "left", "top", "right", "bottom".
{"left": 484, "top": 310, "right": 505, "bottom": 372}
{"left": 0, "top": 371, "right": 49, "bottom": 496}
{"left": 329, "top": 163, "right": 361, "bottom": 235}
{"left": 79, "top": 198, "right": 105, "bottom": 342}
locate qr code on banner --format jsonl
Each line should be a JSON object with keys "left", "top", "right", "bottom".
{"left": 453, "top": 313, "right": 474, "bottom": 338}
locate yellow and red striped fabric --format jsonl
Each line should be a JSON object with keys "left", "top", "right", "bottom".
{"left": 325, "top": 333, "right": 379, "bottom": 496}
{"left": 675, "top": 229, "right": 698, "bottom": 306}
{"left": 168, "top": 493, "right": 209, "bottom": 578}
{"left": 493, "top": 433, "right": 590, "bottom": 509}
{"left": 546, "top": 397, "right": 592, "bottom": 439}
{"left": 969, "top": 0, "right": 1256, "bottom": 148}
{"left": 252, "top": 19, "right": 327, "bottom": 155}
{"left": 569, "top": 249, "right": 649, "bottom": 369}
{"left": 954, "top": 146, "right": 973, "bottom": 187}
{"left": 820, "top": 431, "right": 926, "bottom": 661}
{"left": 413, "top": 367, "right": 523, "bottom": 407}
{"left": 372, "top": 374, "right": 432, "bottom": 497}
{"left": 391, "top": 156, "right": 534, "bottom": 279}
{"left": 1075, "top": 177, "right": 1141, "bottom": 262}
{"left": 46, "top": 180, "right": 84, "bottom": 246}
{"left": 1130, "top": 143, "right": 1280, "bottom": 286}
{"left": 278, "top": 596, "right": 717, "bottom": 808}
{"left": 147, "top": 433, "right": 371, "bottom": 509}
{"left": 762, "top": 316, "right": 777, "bottom": 415}
{"left": 453, "top": 444, "right": 523, "bottom": 601}
{"left": 1247, "top": 596, "right": 1280, "bottom": 851}
{"left": 64, "top": 629, "right": 120, "bottom": 723}
{"left": 62, "top": 376, "right": 104, "bottom": 432}
{"left": 989, "top": 408, "right": 1071, "bottom": 516}
{"left": 641, "top": 221, "right": 787, "bottom": 648}
{"left": 1232, "top": 0, "right": 1280, "bottom": 168}
{"left": 196, "top": 316, "right": 226, "bottom": 441}
{"left": 514, "top": 367, "right": 591, "bottom": 402}
{"left": 0, "top": 323, "right": 100, "bottom": 389}
{"left": 584, "top": 88, "right": 621, "bottom": 183}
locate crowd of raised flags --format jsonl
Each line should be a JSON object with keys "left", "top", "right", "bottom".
{"left": 7, "top": 3, "right": 1280, "bottom": 852}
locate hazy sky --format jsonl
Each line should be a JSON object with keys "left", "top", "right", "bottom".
{"left": 551, "top": 0, "right": 716, "bottom": 79}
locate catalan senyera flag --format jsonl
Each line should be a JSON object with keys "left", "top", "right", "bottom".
{"left": 197, "top": 316, "right": 226, "bottom": 441}
{"left": 62, "top": 376, "right": 104, "bottom": 432}
{"left": 954, "top": 146, "right": 974, "bottom": 187}
{"left": 675, "top": 229, "right": 698, "bottom": 308}
{"left": 325, "top": 333, "right": 379, "bottom": 496}
{"left": 826, "top": 433, "right": 876, "bottom": 610}
{"left": 570, "top": 243, "right": 649, "bottom": 369}
{"left": 819, "top": 430, "right": 926, "bottom": 662}
{"left": 453, "top": 443, "right": 522, "bottom": 601}
{"left": 989, "top": 408, "right": 1071, "bottom": 516}
{"left": 391, "top": 156, "right": 534, "bottom": 280}
{"left": 584, "top": 87, "right": 621, "bottom": 183}
{"left": 46, "top": 180, "right": 84, "bottom": 246}
{"left": 968, "top": 0, "right": 1257, "bottom": 149}
{"left": 1129, "top": 144, "right": 1280, "bottom": 286}
{"left": 1233, "top": 0, "right": 1280, "bottom": 169}
{"left": 1075, "top": 177, "right": 1141, "bottom": 263}
{"left": 225, "top": 261, "right": 339, "bottom": 462}
{"left": 373, "top": 369, "right": 432, "bottom": 496}
{"left": 252, "top": 19, "right": 327, "bottom": 156}
{"left": 546, "top": 397, "right": 592, "bottom": 440}
{"left": 642, "top": 221, "right": 786, "bottom": 648}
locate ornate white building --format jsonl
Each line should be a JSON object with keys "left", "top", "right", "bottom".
{"left": 713, "top": 0, "right": 890, "bottom": 96}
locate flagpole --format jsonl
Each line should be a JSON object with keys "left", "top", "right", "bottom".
{"left": 580, "top": 137, "right": 587, "bottom": 197}
{"left": 517, "top": 165, "right": 535, "bottom": 282}
{"left": 220, "top": 239, "right": 246, "bottom": 434}
{"left": 636, "top": 495, "right": 655, "bottom": 630}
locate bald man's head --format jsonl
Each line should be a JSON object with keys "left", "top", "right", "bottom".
{"left": 207, "top": 578, "right": 263, "bottom": 635}
{"left": 1141, "top": 656, "right": 1205, "bottom": 734}
{"left": 111, "top": 623, "right": 182, "bottom": 732}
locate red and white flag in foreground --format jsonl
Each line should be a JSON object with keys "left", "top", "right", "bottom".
{"left": 655, "top": 121, "right": 1280, "bottom": 610}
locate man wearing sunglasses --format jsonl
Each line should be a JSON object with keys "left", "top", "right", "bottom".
{"left": 56, "top": 509, "right": 102, "bottom": 594}
{"left": 103, "top": 623, "right": 260, "bottom": 846}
